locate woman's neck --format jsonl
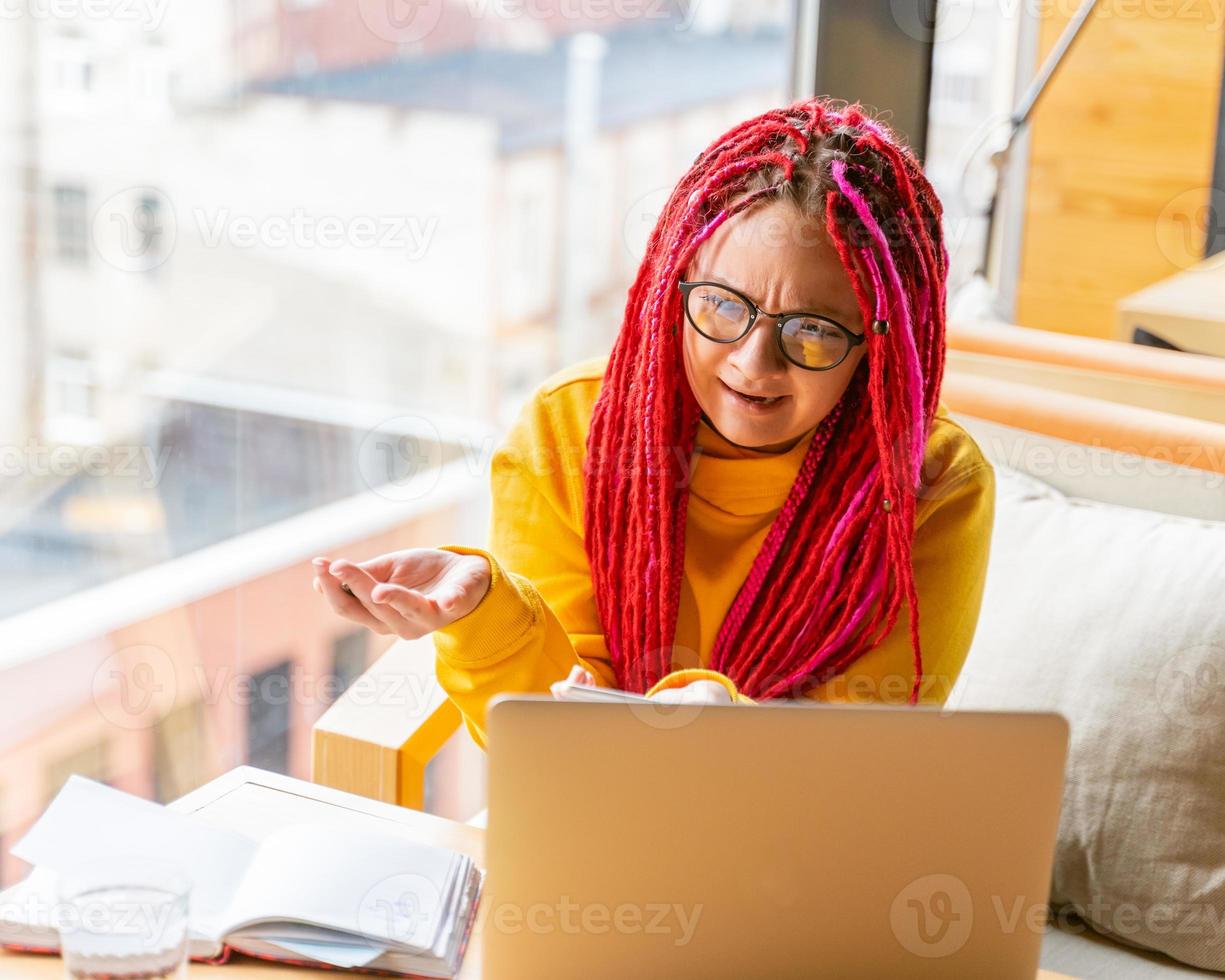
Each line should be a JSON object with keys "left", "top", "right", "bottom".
{"left": 699, "top": 412, "right": 807, "bottom": 456}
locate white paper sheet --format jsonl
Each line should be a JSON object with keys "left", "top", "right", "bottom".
{"left": 223, "top": 821, "right": 457, "bottom": 951}
{"left": 551, "top": 682, "right": 654, "bottom": 703}
{"left": 10, "top": 776, "right": 257, "bottom": 940}
{"left": 257, "top": 935, "right": 387, "bottom": 968}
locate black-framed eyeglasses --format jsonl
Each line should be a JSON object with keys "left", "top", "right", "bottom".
{"left": 678, "top": 280, "right": 866, "bottom": 371}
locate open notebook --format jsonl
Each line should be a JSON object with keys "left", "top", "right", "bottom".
{"left": 550, "top": 681, "right": 655, "bottom": 703}
{"left": 0, "top": 767, "right": 484, "bottom": 978}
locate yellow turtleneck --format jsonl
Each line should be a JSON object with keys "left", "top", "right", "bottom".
{"left": 433, "top": 355, "right": 996, "bottom": 747}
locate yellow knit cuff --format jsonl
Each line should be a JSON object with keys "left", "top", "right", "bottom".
{"left": 432, "top": 545, "right": 538, "bottom": 667}
{"left": 645, "top": 668, "right": 755, "bottom": 704}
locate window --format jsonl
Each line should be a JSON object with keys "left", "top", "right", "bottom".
{"left": 53, "top": 56, "right": 94, "bottom": 94}
{"left": 330, "top": 629, "right": 369, "bottom": 702}
{"left": 132, "top": 191, "right": 168, "bottom": 269}
{"left": 52, "top": 184, "right": 89, "bottom": 265}
{"left": 153, "top": 701, "right": 210, "bottom": 802}
{"left": 499, "top": 171, "right": 555, "bottom": 322}
{"left": 47, "top": 351, "right": 97, "bottom": 420}
{"left": 2, "top": 0, "right": 793, "bottom": 819}
{"left": 924, "top": 0, "right": 1025, "bottom": 294}
{"left": 48, "top": 33, "right": 96, "bottom": 98}
{"left": 45, "top": 741, "right": 111, "bottom": 805}
{"left": 247, "top": 661, "right": 293, "bottom": 774}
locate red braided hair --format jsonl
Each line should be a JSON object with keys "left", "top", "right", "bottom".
{"left": 582, "top": 96, "right": 949, "bottom": 703}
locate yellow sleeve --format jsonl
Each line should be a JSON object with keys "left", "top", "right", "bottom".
{"left": 432, "top": 386, "right": 613, "bottom": 747}
{"left": 805, "top": 459, "right": 996, "bottom": 706}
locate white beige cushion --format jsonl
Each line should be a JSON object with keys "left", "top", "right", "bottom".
{"left": 952, "top": 464, "right": 1225, "bottom": 973}
{"left": 951, "top": 414, "right": 1225, "bottom": 521}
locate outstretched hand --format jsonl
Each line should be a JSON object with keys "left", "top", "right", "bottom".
{"left": 312, "top": 548, "right": 491, "bottom": 639}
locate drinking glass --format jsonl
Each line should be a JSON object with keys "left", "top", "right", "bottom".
{"left": 56, "top": 858, "right": 191, "bottom": 980}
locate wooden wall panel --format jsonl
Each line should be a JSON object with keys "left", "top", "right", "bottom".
{"left": 1015, "top": 4, "right": 1225, "bottom": 338}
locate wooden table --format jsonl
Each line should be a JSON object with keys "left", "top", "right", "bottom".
{"left": 0, "top": 948, "right": 1080, "bottom": 978}
{"left": 0, "top": 950, "right": 313, "bottom": 976}
{"left": 1116, "top": 250, "right": 1225, "bottom": 356}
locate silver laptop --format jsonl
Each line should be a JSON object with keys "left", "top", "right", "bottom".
{"left": 483, "top": 697, "right": 1068, "bottom": 979}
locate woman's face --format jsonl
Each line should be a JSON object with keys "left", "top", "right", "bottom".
{"left": 681, "top": 201, "right": 868, "bottom": 453}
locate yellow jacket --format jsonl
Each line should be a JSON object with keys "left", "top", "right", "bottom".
{"left": 434, "top": 356, "right": 996, "bottom": 746}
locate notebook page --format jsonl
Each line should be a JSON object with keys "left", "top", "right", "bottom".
{"left": 256, "top": 935, "right": 386, "bottom": 968}
{"left": 288, "top": 850, "right": 468, "bottom": 964}
{"left": 168, "top": 770, "right": 484, "bottom": 868}
{"left": 552, "top": 682, "right": 655, "bottom": 703}
{"left": 9, "top": 776, "right": 257, "bottom": 940}
{"left": 222, "top": 821, "right": 459, "bottom": 951}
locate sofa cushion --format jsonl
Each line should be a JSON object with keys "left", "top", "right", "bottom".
{"left": 951, "top": 463, "right": 1225, "bottom": 972}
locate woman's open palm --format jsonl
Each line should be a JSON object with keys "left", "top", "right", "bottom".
{"left": 312, "top": 548, "right": 491, "bottom": 639}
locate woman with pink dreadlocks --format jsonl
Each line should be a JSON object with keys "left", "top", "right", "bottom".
{"left": 313, "top": 97, "right": 995, "bottom": 745}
